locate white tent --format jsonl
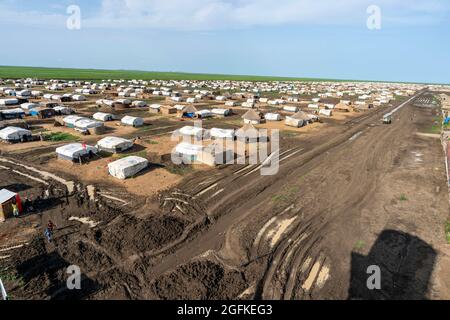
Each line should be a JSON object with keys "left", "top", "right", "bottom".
{"left": 0, "top": 127, "right": 32, "bottom": 142}
{"left": 265, "top": 113, "right": 281, "bottom": 121}
{"left": 93, "top": 112, "right": 115, "bottom": 121}
{"left": 74, "top": 119, "right": 104, "bottom": 131}
{"left": 196, "top": 110, "right": 213, "bottom": 118}
{"left": 210, "top": 128, "right": 235, "bottom": 139}
{"left": 63, "top": 115, "right": 84, "bottom": 128}
{"left": 53, "top": 106, "right": 73, "bottom": 115}
{"left": 178, "top": 126, "right": 210, "bottom": 140}
{"left": 21, "top": 102, "right": 39, "bottom": 111}
{"left": 1, "top": 108, "right": 25, "bottom": 116}
{"left": 55, "top": 143, "right": 98, "bottom": 161}
{"left": 96, "top": 136, "right": 133, "bottom": 153}
{"left": 319, "top": 109, "right": 333, "bottom": 117}
{"left": 0, "top": 98, "right": 18, "bottom": 106}
{"left": 108, "top": 156, "right": 148, "bottom": 179}
{"left": 211, "top": 108, "right": 231, "bottom": 116}
{"left": 72, "top": 94, "right": 86, "bottom": 101}
{"left": 174, "top": 142, "right": 204, "bottom": 163}
{"left": 121, "top": 116, "right": 144, "bottom": 127}
{"left": 149, "top": 104, "right": 161, "bottom": 111}
{"left": 283, "top": 106, "right": 298, "bottom": 112}
{"left": 132, "top": 100, "right": 147, "bottom": 108}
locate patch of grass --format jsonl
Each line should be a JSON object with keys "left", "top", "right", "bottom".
{"left": 31, "top": 128, "right": 48, "bottom": 134}
{"left": 113, "top": 150, "right": 148, "bottom": 159}
{"left": 0, "top": 65, "right": 350, "bottom": 82}
{"left": 272, "top": 194, "right": 288, "bottom": 203}
{"left": 445, "top": 221, "right": 450, "bottom": 244}
{"left": 354, "top": 240, "right": 365, "bottom": 250}
{"left": 271, "top": 185, "right": 299, "bottom": 204}
{"left": 145, "top": 140, "right": 159, "bottom": 145}
{"left": 399, "top": 194, "right": 408, "bottom": 201}
{"left": 427, "top": 115, "right": 443, "bottom": 134}
{"left": 165, "top": 164, "right": 193, "bottom": 175}
{"left": 43, "top": 132, "right": 79, "bottom": 142}
{"left": 281, "top": 130, "right": 300, "bottom": 138}
{"left": 0, "top": 267, "right": 24, "bottom": 285}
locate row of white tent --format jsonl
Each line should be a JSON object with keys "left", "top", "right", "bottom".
{"left": 55, "top": 138, "right": 147, "bottom": 180}
{"left": 62, "top": 114, "right": 144, "bottom": 130}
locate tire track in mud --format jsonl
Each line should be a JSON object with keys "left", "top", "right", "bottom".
{"left": 144, "top": 98, "right": 417, "bottom": 286}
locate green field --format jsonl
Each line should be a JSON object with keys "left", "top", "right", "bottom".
{"left": 0, "top": 65, "right": 346, "bottom": 82}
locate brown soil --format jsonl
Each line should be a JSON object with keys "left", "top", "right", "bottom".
{"left": 1, "top": 92, "right": 449, "bottom": 300}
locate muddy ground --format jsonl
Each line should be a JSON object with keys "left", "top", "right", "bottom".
{"left": 1, "top": 92, "right": 449, "bottom": 300}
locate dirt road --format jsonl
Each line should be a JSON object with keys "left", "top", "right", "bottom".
{"left": 146, "top": 92, "right": 450, "bottom": 299}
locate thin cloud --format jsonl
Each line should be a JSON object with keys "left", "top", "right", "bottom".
{"left": 0, "top": 0, "right": 448, "bottom": 30}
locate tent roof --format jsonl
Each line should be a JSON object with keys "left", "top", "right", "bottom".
{"left": 242, "top": 109, "right": 261, "bottom": 121}
{"left": 182, "top": 105, "right": 198, "bottom": 113}
{"left": 289, "top": 111, "right": 310, "bottom": 120}
{"left": 0, "top": 189, "right": 16, "bottom": 204}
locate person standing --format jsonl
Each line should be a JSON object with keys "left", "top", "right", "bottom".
{"left": 11, "top": 202, "right": 19, "bottom": 217}
{"left": 47, "top": 220, "right": 56, "bottom": 233}
{"left": 44, "top": 227, "right": 53, "bottom": 243}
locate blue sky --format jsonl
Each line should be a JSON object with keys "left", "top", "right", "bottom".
{"left": 0, "top": 0, "right": 449, "bottom": 83}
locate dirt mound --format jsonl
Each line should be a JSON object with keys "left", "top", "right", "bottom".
{"left": 95, "top": 215, "right": 189, "bottom": 256}
{"left": 150, "top": 260, "right": 246, "bottom": 299}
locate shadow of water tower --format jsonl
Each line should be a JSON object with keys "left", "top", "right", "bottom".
{"left": 348, "top": 229, "right": 436, "bottom": 300}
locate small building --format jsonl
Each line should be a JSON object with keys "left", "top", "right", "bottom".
{"left": 96, "top": 136, "right": 134, "bottom": 153}
{"left": 108, "top": 156, "right": 148, "bottom": 179}
{"left": 242, "top": 109, "right": 263, "bottom": 125}
{"left": 121, "top": 115, "right": 144, "bottom": 127}
{"left": 161, "top": 105, "right": 177, "bottom": 115}
{"left": 0, "top": 189, "right": 22, "bottom": 222}
{"left": 285, "top": 111, "right": 310, "bottom": 128}
{"left": 149, "top": 104, "right": 161, "bottom": 113}
{"left": 174, "top": 142, "right": 233, "bottom": 166}
{"left": 178, "top": 105, "right": 198, "bottom": 118}
{"left": 335, "top": 102, "right": 352, "bottom": 112}
{"left": 236, "top": 123, "right": 268, "bottom": 143}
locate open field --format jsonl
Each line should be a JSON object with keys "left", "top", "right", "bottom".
{"left": 0, "top": 77, "right": 449, "bottom": 300}
{"left": 1, "top": 66, "right": 443, "bottom": 84}
{"left": 0, "top": 66, "right": 344, "bottom": 82}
